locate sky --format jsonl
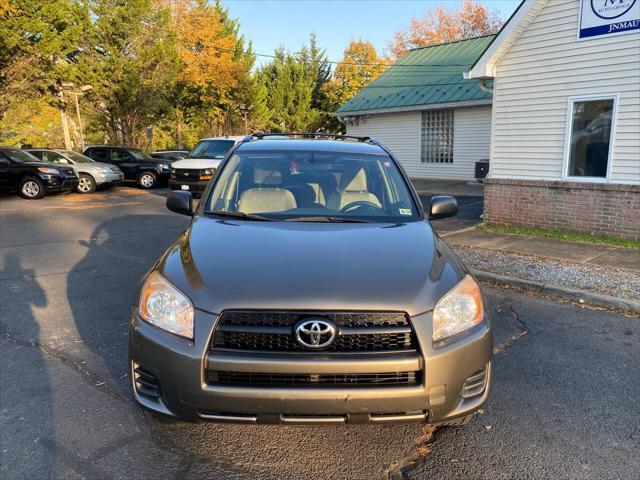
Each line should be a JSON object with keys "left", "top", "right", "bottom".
{"left": 224, "top": 0, "right": 522, "bottom": 65}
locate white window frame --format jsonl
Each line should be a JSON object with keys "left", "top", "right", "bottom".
{"left": 562, "top": 94, "right": 618, "bottom": 183}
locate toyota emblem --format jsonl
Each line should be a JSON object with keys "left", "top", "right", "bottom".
{"left": 294, "top": 318, "right": 336, "bottom": 349}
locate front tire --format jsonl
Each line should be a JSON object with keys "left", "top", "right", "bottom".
{"left": 19, "top": 177, "right": 46, "bottom": 199}
{"left": 77, "top": 174, "right": 97, "bottom": 194}
{"left": 137, "top": 171, "right": 157, "bottom": 189}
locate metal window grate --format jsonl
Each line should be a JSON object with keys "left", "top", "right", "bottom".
{"left": 421, "top": 109, "right": 454, "bottom": 164}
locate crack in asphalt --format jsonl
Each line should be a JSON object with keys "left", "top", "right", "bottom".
{"left": 493, "top": 304, "right": 529, "bottom": 354}
{"left": 382, "top": 425, "right": 437, "bottom": 480}
{"left": 1, "top": 331, "right": 131, "bottom": 405}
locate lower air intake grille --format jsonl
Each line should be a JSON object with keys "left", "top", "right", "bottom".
{"left": 133, "top": 364, "right": 161, "bottom": 398}
{"left": 461, "top": 367, "right": 487, "bottom": 399}
{"left": 208, "top": 371, "right": 420, "bottom": 387}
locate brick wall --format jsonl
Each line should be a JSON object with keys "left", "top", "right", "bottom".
{"left": 484, "top": 179, "right": 640, "bottom": 241}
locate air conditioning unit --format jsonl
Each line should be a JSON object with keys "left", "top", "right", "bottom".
{"left": 475, "top": 159, "right": 489, "bottom": 179}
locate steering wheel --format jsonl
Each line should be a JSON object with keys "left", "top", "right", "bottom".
{"left": 340, "top": 200, "right": 382, "bottom": 213}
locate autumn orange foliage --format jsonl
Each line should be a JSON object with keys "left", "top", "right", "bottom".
{"left": 160, "top": 0, "right": 240, "bottom": 97}
{"left": 388, "top": 0, "right": 502, "bottom": 58}
{"left": 0, "top": 0, "right": 14, "bottom": 16}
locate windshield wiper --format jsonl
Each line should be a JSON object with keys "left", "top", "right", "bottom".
{"left": 284, "top": 216, "right": 372, "bottom": 223}
{"left": 203, "top": 210, "right": 273, "bottom": 221}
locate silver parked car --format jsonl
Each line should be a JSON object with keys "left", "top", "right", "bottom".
{"left": 27, "top": 149, "right": 124, "bottom": 193}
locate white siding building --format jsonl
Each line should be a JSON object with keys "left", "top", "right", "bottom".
{"left": 337, "top": 35, "right": 496, "bottom": 180}
{"left": 466, "top": 0, "right": 640, "bottom": 240}
{"left": 346, "top": 106, "right": 492, "bottom": 180}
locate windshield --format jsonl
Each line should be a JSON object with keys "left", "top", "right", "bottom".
{"left": 0, "top": 148, "right": 40, "bottom": 163}
{"left": 129, "top": 148, "right": 152, "bottom": 160}
{"left": 62, "top": 151, "right": 94, "bottom": 163}
{"left": 189, "top": 140, "right": 235, "bottom": 159}
{"left": 205, "top": 149, "right": 420, "bottom": 223}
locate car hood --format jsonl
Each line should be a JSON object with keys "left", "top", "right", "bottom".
{"left": 158, "top": 217, "right": 465, "bottom": 317}
{"left": 77, "top": 162, "right": 120, "bottom": 172}
{"left": 171, "top": 158, "right": 222, "bottom": 169}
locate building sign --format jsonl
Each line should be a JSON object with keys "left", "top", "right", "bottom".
{"left": 579, "top": 0, "right": 640, "bottom": 39}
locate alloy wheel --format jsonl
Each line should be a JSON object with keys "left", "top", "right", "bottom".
{"left": 78, "top": 177, "right": 92, "bottom": 193}
{"left": 22, "top": 181, "right": 40, "bottom": 198}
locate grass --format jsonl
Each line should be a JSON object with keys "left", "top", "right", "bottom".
{"left": 477, "top": 224, "right": 640, "bottom": 249}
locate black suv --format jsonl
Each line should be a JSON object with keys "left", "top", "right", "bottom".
{"left": 0, "top": 147, "right": 79, "bottom": 199}
{"left": 83, "top": 146, "right": 171, "bottom": 189}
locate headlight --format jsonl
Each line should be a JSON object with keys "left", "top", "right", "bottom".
{"left": 138, "top": 271, "right": 194, "bottom": 339}
{"left": 37, "top": 167, "right": 60, "bottom": 174}
{"left": 203, "top": 169, "right": 213, "bottom": 175}
{"left": 432, "top": 275, "right": 483, "bottom": 344}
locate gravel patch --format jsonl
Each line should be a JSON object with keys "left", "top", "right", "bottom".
{"left": 455, "top": 246, "right": 640, "bottom": 301}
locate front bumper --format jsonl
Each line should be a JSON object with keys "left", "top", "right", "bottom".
{"left": 169, "top": 178, "right": 208, "bottom": 194}
{"left": 94, "top": 171, "right": 124, "bottom": 185}
{"left": 40, "top": 174, "right": 79, "bottom": 192}
{"left": 129, "top": 309, "right": 493, "bottom": 425}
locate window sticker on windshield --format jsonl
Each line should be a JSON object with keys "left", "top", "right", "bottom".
{"left": 383, "top": 161, "right": 392, "bottom": 168}
{"left": 399, "top": 208, "right": 412, "bottom": 216}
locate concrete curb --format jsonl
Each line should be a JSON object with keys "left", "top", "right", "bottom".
{"left": 472, "top": 269, "right": 640, "bottom": 314}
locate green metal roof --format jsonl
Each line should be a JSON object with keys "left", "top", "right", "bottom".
{"left": 337, "top": 35, "right": 495, "bottom": 115}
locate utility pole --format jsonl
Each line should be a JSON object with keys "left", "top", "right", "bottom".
{"left": 58, "top": 89, "right": 72, "bottom": 150}
{"left": 71, "top": 92, "right": 85, "bottom": 151}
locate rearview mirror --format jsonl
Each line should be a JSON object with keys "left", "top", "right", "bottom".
{"left": 429, "top": 195, "right": 458, "bottom": 220}
{"left": 166, "top": 191, "right": 193, "bottom": 216}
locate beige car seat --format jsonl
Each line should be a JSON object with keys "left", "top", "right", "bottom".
{"left": 237, "top": 164, "right": 297, "bottom": 214}
{"left": 328, "top": 166, "right": 381, "bottom": 211}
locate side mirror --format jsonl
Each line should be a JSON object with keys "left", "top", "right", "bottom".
{"left": 166, "top": 191, "right": 193, "bottom": 216}
{"left": 429, "top": 195, "right": 458, "bottom": 220}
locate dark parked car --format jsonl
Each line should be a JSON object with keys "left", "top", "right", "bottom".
{"left": 129, "top": 134, "right": 492, "bottom": 426}
{"left": 150, "top": 150, "right": 189, "bottom": 161}
{"left": 83, "top": 146, "right": 171, "bottom": 189}
{"left": 0, "top": 147, "right": 79, "bottom": 199}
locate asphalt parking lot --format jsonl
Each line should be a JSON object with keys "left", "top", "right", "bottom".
{"left": 1, "top": 188, "right": 638, "bottom": 480}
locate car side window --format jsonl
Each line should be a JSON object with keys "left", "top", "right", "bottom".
{"left": 111, "top": 149, "right": 131, "bottom": 162}
{"left": 45, "top": 152, "right": 68, "bottom": 164}
{"left": 0, "top": 153, "right": 9, "bottom": 164}
{"left": 88, "top": 148, "right": 108, "bottom": 162}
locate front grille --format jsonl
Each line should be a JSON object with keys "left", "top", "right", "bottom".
{"left": 208, "top": 371, "right": 420, "bottom": 387}
{"left": 173, "top": 168, "right": 209, "bottom": 180}
{"left": 211, "top": 311, "right": 416, "bottom": 353}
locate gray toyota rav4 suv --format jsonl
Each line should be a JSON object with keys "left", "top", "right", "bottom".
{"left": 129, "top": 133, "right": 492, "bottom": 426}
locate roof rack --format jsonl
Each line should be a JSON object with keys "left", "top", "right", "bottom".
{"left": 241, "top": 132, "right": 380, "bottom": 145}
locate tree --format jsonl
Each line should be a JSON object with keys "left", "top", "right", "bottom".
{"left": 0, "top": 0, "right": 88, "bottom": 120}
{"left": 303, "top": 32, "right": 331, "bottom": 129}
{"left": 84, "top": 0, "right": 178, "bottom": 146}
{"left": 0, "top": 0, "right": 14, "bottom": 16}
{"left": 387, "top": 0, "right": 502, "bottom": 58}
{"left": 322, "top": 40, "right": 388, "bottom": 132}
{"left": 160, "top": 0, "right": 255, "bottom": 141}
{"left": 257, "top": 48, "right": 316, "bottom": 132}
